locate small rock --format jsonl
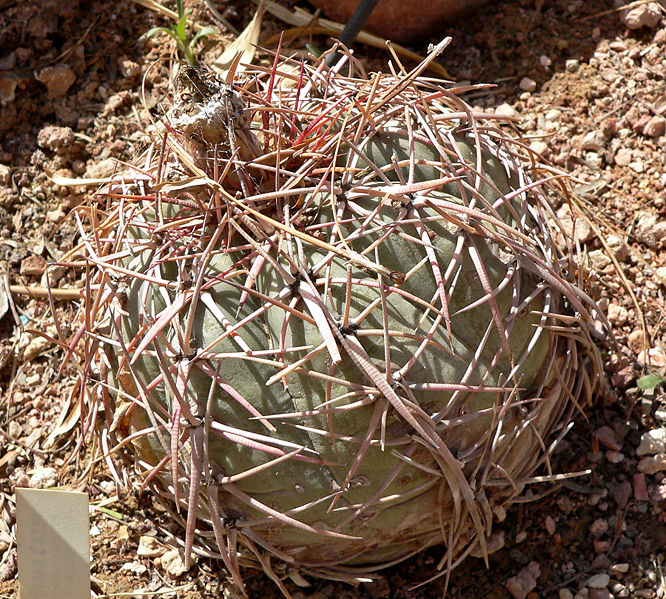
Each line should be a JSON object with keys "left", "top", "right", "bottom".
{"left": 0, "top": 79, "right": 18, "bottom": 105}
{"left": 556, "top": 495, "right": 575, "bottom": 516}
{"left": 160, "top": 549, "right": 192, "bottom": 577}
{"left": 46, "top": 208, "right": 65, "bottom": 223}
{"left": 611, "top": 365, "right": 634, "bottom": 389}
{"left": 529, "top": 140, "right": 549, "bottom": 155}
{"left": 606, "top": 450, "right": 624, "bottom": 463}
{"left": 8, "top": 420, "right": 21, "bottom": 439}
{"left": 37, "top": 125, "right": 75, "bottom": 152}
{"left": 121, "top": 561, "right": 148, "bottom": 574}
{"left": 519, "top": 77, "right": 537, "bottom": 92}
{"left": 600, "top": 118, "right": 617, "bottom": 138}
{"left": 656, "top": 266, "right": 666, "bottom": 286}
{"left": 20, "top": 255, "right": 47, "bottom": 277}
{"left": 586, "top": 573, "right": 610, "bottom": 588}
{"left": 0, "top": 164, "right": 10, "bottom": 184}
{"left": 137, "top": 535, "right": 166, "bottom": 558}
{"left": 22, "top": 334, "right": 51, "bottom": 361}
{"left": 633, "top": 473, "right": 649, "bottom": 501}
{"left": 628, "top": 160, "right": 644, "bottom": 173}
{"left": 588, "top": 249, "right": 611, "bottom": 271}
{"left": 644, "top": 115, "right": 666, "bottom": 137}
{"left": 607, "top": 303, "right": 628, "bottom": 326}
{"left": 637, "top": 428, "right": 666, "bottom": 455}
{"left": 606, "top": 234, "right": 628, "bottom": 261}
{"left": 104, "top": 92, "right": 129, "bottom": 114}
{"left": 85, "top": 158, "right": 117, "bottom": 179}
{"left": 560, "top": 589, "right": 574, "bottom": 599}
{"left": 620, "top": 2, "right": 662, "bottom": 29}
{"left": 595, "top": 426, "right": 622, "bottom": 451}
{"left": 610, "top": 563, "right": 630, "bottom": 574}
{"left": 0, "top": 530, "right": 10, "bottom": 553}
{"left": 638, "top": 346, "right": 666, "bottom": 367}
{"left": 118, "top": 58, "right": 141, "bottom": 79}
{"left": 506, "top": 562, "right": 541, "bottom": 599}
{"left": 28, "top": 467, "right": 58, "bottom": 489}
{"left": 588, "top": 589, "right": 611, "bottom": 599}
{"left": 556, "top": 205, "right": 593, "bottom": 244}
{"left": 589, "top": 519, "right": 608, "bottom": 535}
{"left": 0, "top": 550, "right": 17, "bottom": 582}
{"left": 586, "top": 151, "right": 603, "bottom": 169}
{"left": 496, "top": 103, "right": 518, "bottom": 118}
{"left": 628, "top": 329, "right": 644, "bottom": 353}
{"left": 609, "top": 40, "right": 628, "bottom": 51}
{"left": 614, "top": 148, "right": 632, "bottom": 166}
{"left": 652, "top": 481, "right": 666, "bottom": 503}
{"left": 635, "top": 211, "right": 666, "bottom": 248}
{"left": 638, "top": 453, "right": 666, "bottom": 474}
{"left": 601, "top": 68, "right": 617, "bottom": 83}
{"left": 565, "top": 59, "right": 580, "bottom": 72}
{"left": 609, "top": 480, "right": 632, "bottom": 507}
{"left": 545, "top": 108, "right": 561, "bottom": 122}
{"left": 539, "top": 54, "right": 552, "bottom": 67}
{"left": 34, "top": 65, "right": 76, "bottom": 99}
{"left": 545, "top": 515, "right": 556, "bottom": 535}
{"left": 581, "top": 130, "right": 606, "bottom": 152}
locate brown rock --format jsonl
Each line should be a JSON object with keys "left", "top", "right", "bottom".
{"left": 600, "top": 118, "right": 617, "bottom": 138}
{"left": 638, "top": 346, "right": 666, "bottom": 367}
{"left": 37, "top": 126, "right": 75, "bottom": 153}
{"left": 611, "top": 365, "right": 634, "bottom": 389}
{"left": 35, "top": 65, "right": 76, "bottom": 99}
{"left": 308, "top": 0, "right": 489, "bottom": 43}
{"left": 505, "top": 561, "right": 540, "bottom": 599}
{"left": 0, "top": 79, "right": 18, "bottom": 106}
{"left": 609, "top": 480, "right": 632, "bottom": 508}
{"left": 644, "top": 115, "right": 666, "bottom": 137}
{"left": 588, "top": 588, "right": 611, "bottom": 599}
{"left": 614, "top": 148, "right": 632, "bottom": 166}
{"left": 620, "top": 2, "right": 662, "bottom": 29}
{"left": 20, "top": 255, "right": 47, "bottom": 277}
{"left": 633, "top": 473, "right": 649, "bottom": 501}
{"left": 595, "top": 426, "right": 622, "bottom": 451}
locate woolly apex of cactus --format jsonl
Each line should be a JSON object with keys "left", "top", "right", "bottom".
{"left": 69, "top": 39, "right": 604, "bottom": 596}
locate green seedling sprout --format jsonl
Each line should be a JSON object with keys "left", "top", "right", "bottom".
{"left": 638, "top": 373, "right": 666, "bottom": 391}
{"left": 146, "top": 0, "right": 217, "bottom": 66}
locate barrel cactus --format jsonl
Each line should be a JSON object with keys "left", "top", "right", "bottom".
{"left": 75, "top": 42, "right": 603, "bottom": 595}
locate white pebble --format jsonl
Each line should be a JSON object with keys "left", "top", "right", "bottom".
{"left": 637, "top": 428, "right": 666, "bottom": 456}
{"left": 496, "top": 103, "right": 518, "bottom": 118}
{"left": 586, "top": 573, "right": 610, "bottom": 588}
{"left": 519, "top": 77, "right": 537, "bottom": 92}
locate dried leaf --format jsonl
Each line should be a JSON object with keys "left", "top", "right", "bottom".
{"left": 212, "top": 0, "right": 265, "bottom": 77}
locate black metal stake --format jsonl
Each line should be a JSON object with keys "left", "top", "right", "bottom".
{"left": 325, "top": 0, "right": 381, "bottom": 67}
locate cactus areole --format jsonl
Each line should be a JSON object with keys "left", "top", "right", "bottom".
{"left": 78, "top": 41, "right": 602, "bottom": 594}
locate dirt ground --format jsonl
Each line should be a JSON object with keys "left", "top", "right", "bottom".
{"left": 1, "top": 0, "right": 666, "bottom": 598}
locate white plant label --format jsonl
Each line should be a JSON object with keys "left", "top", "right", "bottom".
{"left": 16, "top": 488, "right": 90, "bottom": 599}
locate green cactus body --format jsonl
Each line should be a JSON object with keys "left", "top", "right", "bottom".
{"left": 80, "top": 58, "right": 602, "bottom": 593}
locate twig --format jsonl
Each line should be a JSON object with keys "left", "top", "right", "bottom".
{"left": 9, "top": 285, "right": 81, "bottom": 300}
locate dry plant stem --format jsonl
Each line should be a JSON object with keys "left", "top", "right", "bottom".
{"left": 71, "top": 44, "right": 604, "bottom": 597}
{"left": 10, "top": 284, "right": 82, "bottom": 300}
